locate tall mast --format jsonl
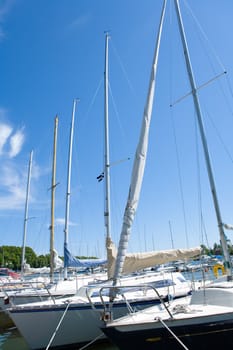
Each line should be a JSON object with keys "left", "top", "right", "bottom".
{"left": 50, "top": 116, "right": 58, "bottom": 283}
{"left": 104, "top": 33, "right": 111, "bottom": 241}
{"left": 64, "top": 99, "right": 78, "bottom": 280}
{"left": 21, "top": 150, "right": 33, "bottom": 277}
{"left": 174, "top": 0, "right": 232, "bottom": 278}
{"left": 113, "top": 0, "right": 167, "bottom": 285}
{"left": 104, "top": 34, "right": 112, "bottom": 278}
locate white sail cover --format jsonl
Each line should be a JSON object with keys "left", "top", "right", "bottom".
{"left": 112, "top": 1, "right": 167, "bottom": 283}
{"left": 107, "top": 237, "right": 201, "bottom": 278}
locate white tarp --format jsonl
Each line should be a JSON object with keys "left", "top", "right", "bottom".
{"left": 107, "top": 237, "right": 201, "bottom": 278}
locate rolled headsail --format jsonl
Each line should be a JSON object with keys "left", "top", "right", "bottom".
{"left": 112, "top": 0, "right": 167, "bottom": 285}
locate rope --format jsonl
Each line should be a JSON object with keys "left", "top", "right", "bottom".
{"left": 45, "top": 301, "right": 71, "bottom": 350}
{"left": 156, "top": 317, "right": 189, "bottom": 350}
{"left": 170, "top": 109, "right": 189, "bottom": 248}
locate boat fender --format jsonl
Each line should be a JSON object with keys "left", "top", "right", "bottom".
{"left": 4, "top": 296, "right": 10, "bottom": 305}
{"left": 213, "top": 264, "right": 225, "bottom": 278}
{"left": 168, "top": 294, "right": 173, "bottom": 301}
{"left": 101, "top": 311, "right": 112, "bottom": 322}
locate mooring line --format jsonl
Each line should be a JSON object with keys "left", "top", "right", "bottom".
{"left": 156, "top": 317, "right": 189, "bottom": 350}
{"left": 45, "top": 301, "right": 71, "bottom": 350}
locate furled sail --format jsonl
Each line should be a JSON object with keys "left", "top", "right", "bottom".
{"left": 53, "top": 249, "right": 63, "bottom": 269}
{"left": 112, "top": 0, "right": 167, "bottom": 284}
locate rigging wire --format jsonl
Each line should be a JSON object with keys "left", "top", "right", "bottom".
{"left": 182, "top": 0, "right": 226, "bottom": 73}
{"left": 82, "top": 76, "right": 104, "bottom": 127}
{"left": 194, "top": 110, "right": 210, "bottom": 250}
{"left": 89, "top": 38, "right": 133, "bottom": 249}
{"left": 110, "top": 39, "right": 135, "bottom": 95}
{"left": 170, "top": 0, "right": 233, "bottom": 253}
{"left": 201, "top": 212, "right": 210, "bottom": 249}
{"left": 182, "top": 0, "right": 233, "bottom": 119}
{"left": 168, "top": 2, "right": 189, "bottom": 249}
{"left": 225, "top": 75, "right": 233, "bottom": 104}
{"left": 169, "top": 109, "right": 189, "bottom": 249}
{"left": 205, "top": 108, "right": 233, "bottom": 166}
{"left": 108, "top": 82, "right": 127, "bottom": 141}
{"left": 103, "top": 40, "right": 135, "bottom": 247}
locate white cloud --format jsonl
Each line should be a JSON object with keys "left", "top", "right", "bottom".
{"left": 0, "top": 116, "right": 27, "bottom": 210}
{"left": 0, "top": 122, "right": 25, "bottom": 158}
{"left": 0, "top": 123, "right": 12, "bottom": 154}
{"left": 55, "top": 217, "right": 77, "bottom": 227}
{"left": 55, "top": 218, "right": 65, "bottom": 226}
{"left": 0, "top": 117, "right": 47, "bottom": 212}
{"left": 9, "top": 128, "right": 25, "bottom": 158}
{"left": 0, "top": 163, "right": 27, "bottom": 210}
{"left": 31, "top": 161, "right": 41, "bottom": 180}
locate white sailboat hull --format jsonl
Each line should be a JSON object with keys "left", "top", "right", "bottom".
{"left": 101, "top": 284, "right": 233, "bottom": 350}
{"left": 7, "top": 271, "right": 193, "bottom": 349}
{"left": 10, "top": 305, "right": 106, "bottom": 348}
{"left": 0, "top": 272, "right": 107, "bottom": 330}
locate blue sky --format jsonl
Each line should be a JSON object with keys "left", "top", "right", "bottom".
{"left": 1, "top": 0, "right": 233, "bottom": 259}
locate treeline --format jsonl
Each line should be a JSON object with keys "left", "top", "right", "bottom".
{"left": 1, "top": 243, "right": 232, "bottom": 271}
{"left": 0, "top": 246, "right": 97, "bottom": 271}
{"left": 201, "top": 243, "right": 233, "bottom": 256}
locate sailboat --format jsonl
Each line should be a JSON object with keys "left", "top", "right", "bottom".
{"left": 4, "top": 14, "right": 203, "bottom": 349}
{"left": 101, "top": 1, "right": 233, "bottom": 348}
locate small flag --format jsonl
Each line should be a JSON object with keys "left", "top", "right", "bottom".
{"left": 97, "top": 172, "right": 104, "bottom": 182}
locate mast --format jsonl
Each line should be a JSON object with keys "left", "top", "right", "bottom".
{"left": 174, "top": 0, "right": 232, "bottom": 278}
{"left": 64, "top": 99, "right": 79, "bottom": 280}
{"left": 21, "top": 150, "right": 33, "bottom": 277}
{"left": 169, "top": 220, "right": 175, "bottom": 250}
{"left": 112, "top": 0, "right": 167, "bottom": 285}
{"left": 50, "top": 116, "right": 58, "bottom": 283}
{"left": 104, "top": 33, "right": 112, "bottom": 278}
